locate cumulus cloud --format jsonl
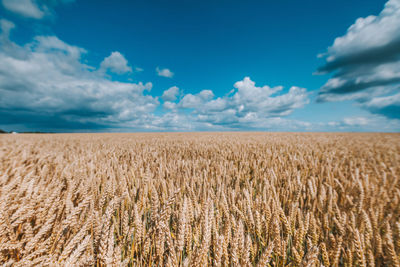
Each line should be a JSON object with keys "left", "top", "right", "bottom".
{"left": 6, "top": 20, "right": 387, "bottom": 132}
{"left": 0, "top": 22, "right": 158, "bottom": 131}
{"left": 0, "top": 21, "right": 311, "bottom": 132}
{"left": 156, "top": 67, "right": 174, "bottom": 78}
{"left": 0, "top": 20, "right": 357, "bottom": 133}
{"left": 317, "top": 0, "right": 400, "bottom": 119}
{"left": 317, "top": 0, "right": 400, "bottom": 74}
{"left": 167, "top": 77, "right": 309, "bottom": 130}
{"left": 100, "top": 51, "right": 132, "bottom": 75}
{"left": 179, "top": 90, "right": 214, "bottom": 109}
{"left": 232, "top": 77, "right": 308, "bottom": 116}
{"left": 162, "top": 101, "right": 177, "bottom": 110}
{"left": 1, "top": 0, "right": 74, "bottom": 19}
{"left": 161, "top": 86, "right": 179, "bottom": 101}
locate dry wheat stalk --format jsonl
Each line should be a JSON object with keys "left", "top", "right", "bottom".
{"left": 0, "top": 132, "right": 398, "bottom": 266}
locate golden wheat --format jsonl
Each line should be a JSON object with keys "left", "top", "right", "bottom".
{"left": 0, "top": 132, "right": 399, "bottom": 266}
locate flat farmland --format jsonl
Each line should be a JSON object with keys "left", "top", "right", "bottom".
{"left": 0, "top": 133, "right": 399, "bottom": 266}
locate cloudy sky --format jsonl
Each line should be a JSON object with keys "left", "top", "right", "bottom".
{"left": 0, "top": 0, "right": 399, "bottom": 132}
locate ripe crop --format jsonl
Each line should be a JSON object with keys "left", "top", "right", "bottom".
{"left": 0, "top": 133, "right": 399, "bottom": 266}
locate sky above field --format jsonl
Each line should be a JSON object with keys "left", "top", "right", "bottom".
{"left": 0, "top": 0, "right": 399, "bottom": 132}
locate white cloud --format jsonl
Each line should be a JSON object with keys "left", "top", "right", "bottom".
{"left": 0, "top": 22, "right": 158, "bottom": 131}
{"left": 198, "top": 89, "right": 214, "bottom": 100}
{"left": 1, "top": 0, "right": 74, "bottom": 19}
{"left": 100, "top": 51, "right": 132, "bottom": 75}
{"left": 320, "top": 0, "right": 400, "bottom": 71}
{"left": 156, "top": 67, "right": 174, "bottom": 78}
{"left": 2, "top": 0, "right": 44, "bottom": 19}
{"left": 233, "top": 77, "right": 282, "bottom": 99}
{"left": 325, "top": 115, "right": 400, "bottom": 131}
{"left": 179, "top": 94, "right": 202, "bottom": 109}
{"left": 0, "top": 18, "right": 15, "bottom": 39}
{"left": 342, "top": 117, "right": 370, "bottom": 126}
{"left": 163, "top": 101, "right": 177, "bottom": 110}
{"left": 170, "top": 77, "right": 309, "bottom": 130}
{"left": 161, "top": 86, "right": 179, "bottom": 101}
{"left": 0, "top": 21, "right": 312, "bottom": 132}
{"left": 318, "top": 0, "right": 400, "bottom": 118}
{"left": 179, "top": 90, "right": 214, "bottom": 109}
{"left": 4, "top": 18, "right": 396, "bottom": 131}
{"left": 231, "top": 77, "right": 308, "bottom": 116}
{"left": 317, "top": 0, "right": 400, "bottom": 119}
{"left": 149, "top": 110, "right": 313, "bottom": 132}
{"left": 360, "top": 92, "right": 400, "bottom": 118}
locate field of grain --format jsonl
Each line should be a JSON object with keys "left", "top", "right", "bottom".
{"left": 0, "top": 133, "right": 399, "bottom": 266}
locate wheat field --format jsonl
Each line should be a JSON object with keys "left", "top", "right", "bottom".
{"left": 0, "top": 133, "right": 399, "bottom": 266}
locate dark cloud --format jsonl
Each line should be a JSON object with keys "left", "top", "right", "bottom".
{"left": 317, "top": 38, "right": 400, "bottom": 73}
{"left": 0, "top": 109, "right": 110, "bottom": 131}
{"left": 361, "top": 93, "right": 400, "bottom": 119}
{"left": 317, "top": 0, "right": 400, "bottom": 121}
{"left": 318, "top": 76, "right": 400, "bottom": 97}
{"left": 370, "top": 104, "right": 400, "bottom": 119}
{"left": 0, "top": 19, "right": 159, "bottom": 131}
{"left": 0, "top": 21, "right": 311, "bottom": 132}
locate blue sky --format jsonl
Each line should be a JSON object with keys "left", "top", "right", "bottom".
{"left": 0, "top": 0, "right": 399, "bottom": 132}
